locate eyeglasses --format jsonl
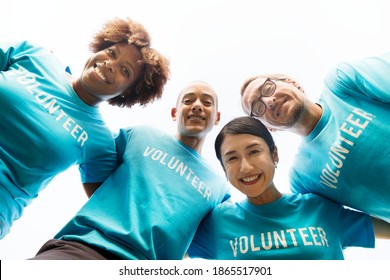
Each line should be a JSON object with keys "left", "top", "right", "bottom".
{"left": 250, "top": 78, "right": 276, "bottom": 117}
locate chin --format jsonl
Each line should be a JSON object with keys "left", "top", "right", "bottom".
{"left": 186, "top": 126, "right": 205, "bottom": 133}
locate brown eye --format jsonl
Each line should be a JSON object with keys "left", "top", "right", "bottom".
{"left": 183, "top": 99, "right": 194, "bottom": 105}
{"left": 260, "top": 79, "right": 276, "bottom": 97}
{"left": 203, "top": 100, "right": 213, "bottom": 107}
{"left": 107, "top": 49, "right": 115, "bottom": 57}
{"left": 122, "top": 66, "right": 130, "bottom": 78}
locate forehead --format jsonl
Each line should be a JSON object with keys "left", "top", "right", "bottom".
{"left": 244, "top": 77, "right": 268, "bottom": 94}
{"left": 112, "top": 43, "right": 142, "bottom": 61}
{"left": 178, "top": 82, "right": 217, "bottom": 101}
{"left": 241, "top": 78, "right": 267, "bottom": 112}
{"left": 221, "top": 133, "right": 269, "bottom": 155}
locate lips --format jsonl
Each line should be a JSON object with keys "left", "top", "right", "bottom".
{"left": 94, "top": 64, "right": 109, "bottom": 83}
{"left": 240, "top": 174, "right": 261, "bottom": 185}
{"left": 273, "top": 99, "right": 286, "bottom": 118}
{"left": 187, "top": 115, "right": 205, "bottom": 121}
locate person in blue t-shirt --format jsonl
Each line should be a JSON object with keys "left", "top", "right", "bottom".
{"left": 0, "top": 17, "right": 170, "bottom": 239}
{"left": 28, "top": 81, "right": 230, "bottom": 260}
{"left": 188, "top": 116, "right": 390, "bottom": 260}
{"left": 240, "top": 53, "right": 390, "bottom": 223}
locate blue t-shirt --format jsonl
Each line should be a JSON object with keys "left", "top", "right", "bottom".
{"left": 54, "top": 126, "right": 230, "bottom": 259}
{"left": 290, "top": 52, "right": 390, "bottom": 222}
{"left": 0, "top": 41, "right": 117, "bottom": 238}
{"left": 188, "top": 193, "right": 374, "bottom": 260}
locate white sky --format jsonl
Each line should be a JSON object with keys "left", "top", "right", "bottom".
{"left": 0, "top": 0, "right": 389, "bottom": 260}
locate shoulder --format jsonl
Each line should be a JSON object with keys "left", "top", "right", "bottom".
{"left": 289, "top": 192, "right": 343, "bottom": 212}
{"left": 289, "top": 166, "right": 311, "bottom": 194}
{"left": 118, "top": 125, "right": 167, "bottom": 138}
{"left": 288, "top": 192, "right": 325, "bottom": 202}
{"left": 324, "top": 53, "right": 390, "bottom": 91}
{"left": 17, "top": 40, "right": 46, "bottom": 52}
{"left": 210, "top": 199, "right": 243, "bottom": 217}
{"left": 115, "top": 125, "right": 170, "bottom": 150}
{"left": 3, "top": 40, "right": 56, "bottom": 66}
{"left": 1, "top": 40, "right": 45, "bottom": 54}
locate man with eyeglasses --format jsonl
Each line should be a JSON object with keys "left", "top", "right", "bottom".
{"left": 240, "top": 52, "right": 390, "bottom": 224}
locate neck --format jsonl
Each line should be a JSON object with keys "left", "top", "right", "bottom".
{"left": 175, "top": 134, "right": 205, "bottom": 154}
{"left": 247, "top": 183, "right": 282, "bottom": 206}
{"left": 292, "top": 102, "right": 322, "bottom": 137}
{"left": 71, "top": 79, "right": 101, "bottom": 107}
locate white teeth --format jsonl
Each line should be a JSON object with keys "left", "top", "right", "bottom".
{"left": 95, "top": 67, "right": 107, "bottom": 81}
{"left": 189, "top": 116, "right": 204, "bottom": 120}
{"left": 241, "top": 175, "right": 259, "bottom": 182}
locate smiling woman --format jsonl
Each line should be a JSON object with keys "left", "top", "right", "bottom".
{"left": 76, "top": 18, "right": 170, "bottom": 108}
{"left": 187, "top": 116, "right": 387, "bottom": 260}
{"left": 74, "top": 43, "right": 145, "bottom": 106}
{"left": 0, "top": 16, "right": 170, "bottom": 241}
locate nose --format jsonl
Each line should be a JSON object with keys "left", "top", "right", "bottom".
{"left": 104, "top": 60, "right": 114, "bottom": 73}
{"left": 240, "top": 157, "right": 254, "bottom": 173}
{"left": 262, "top": 96, "right": 275, "bottom": 110}
{"left": 191, "top": 99, "right": 203, "bottom": 112}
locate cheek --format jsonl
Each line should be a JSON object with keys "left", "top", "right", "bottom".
{"left": 179, "top": 107, "right": 190, "bottom": 117}
{"left": 264, "top": 162, "right": 276, "bottom": 181}
{"left": 242, "top": 99, "right": 251, "bottom": 114}
{"left": 224, "top": 166, "right": 236, "bottom": 182}
{"left": 207, "top": 109, "right": 219, "bottom": 123}
{"left": 261, "top": 112, "right": 277, "bottom": 127}
{"left": 83, "top": 57, "right": 93, "bottom": 69}
{"left": 116, "top": 77, "right": 133, "bottom": 92}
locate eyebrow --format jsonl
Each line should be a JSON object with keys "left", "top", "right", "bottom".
{"left": 223, "top": 143, "right": 260, "bottom": 157}
{"left": 179, "top": 91, "right": 218, "bottom": 108}
{"left": 182, "top": 93, "right": 215, "bottom": 99}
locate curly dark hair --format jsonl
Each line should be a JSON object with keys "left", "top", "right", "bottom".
{"left": 89, "top": 17, "right": 170, "bottom": 108}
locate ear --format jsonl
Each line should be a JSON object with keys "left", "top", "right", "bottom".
{"left": 272, "top": 145, "right": 279, "bottom": 164}
{"left": 171, "top": 108, "right": 177, "bottom": 121}
{"left": 214, "top": 111, "right": 221, "bottom": 125}
{"left": 267, "top": 126, "right": 278, "bottom": 133}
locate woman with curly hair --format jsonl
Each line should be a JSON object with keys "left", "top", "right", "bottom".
{"left": 0, "top": 17, "right": 170, "bottom": 240}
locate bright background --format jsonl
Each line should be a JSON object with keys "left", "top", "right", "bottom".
{"left": 0, "top": 0, "right": 389, "bottom": 260}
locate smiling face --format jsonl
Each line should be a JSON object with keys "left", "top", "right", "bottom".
{"left": 172, "top": 81, "right": 220, "bottom": 139}
{"left": 221, "top": 133, "right": 279, "bottom": 204}
{"left": 74, "top": 42, "right": 143, "bottom": 106}
{"left": 241, "top": 77, "right": 305, "bottom": 131}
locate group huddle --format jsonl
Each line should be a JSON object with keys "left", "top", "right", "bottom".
{"left": 0, "top": 17, "right": 389, "bottom": 260}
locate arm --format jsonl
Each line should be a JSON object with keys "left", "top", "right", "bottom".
{"left": 0, "top": 41, "right": 27, "bottom": 71}
{"left": 80, "top": 130, "right": 129, "bottom": 198}
{"left": 0, "top": 41, "right": 45, "bottom": 71}
{"left": 325, "top": 52, "right": 390, "bottom": 103}
{"left": 79, "top": 131, "right": 122, "bottom": 198}
{"left": 372, "top": 217, "right": 390, "bottom": 239}
{"left": 83, "top": 182, "right": 102, "bottom": 198}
